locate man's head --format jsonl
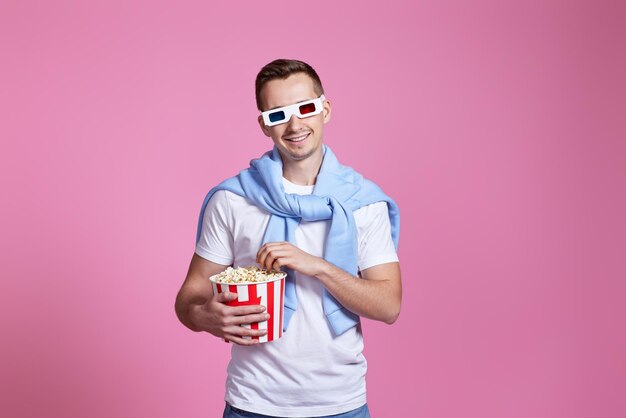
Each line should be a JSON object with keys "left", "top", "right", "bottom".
{"left": 255, "top": 59, "right": 332, "bottom": 164}
{"left": 255, "top": 59, "right": 324, "bottom": 111}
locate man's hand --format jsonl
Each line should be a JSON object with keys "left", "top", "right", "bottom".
{"left": 190, "top": 291, "right": 270, "bottom": 345}
{"left": 176, "top": 254, "right": 270, "bottom": 346}
{"left": 255, "top": 243, "right": 402, "bottom": 324}
{"left": 256, "top": 241, "right": 326, "bottom": 276}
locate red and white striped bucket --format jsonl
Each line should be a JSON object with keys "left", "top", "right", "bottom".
{"left": 210, "top": 272, "right": 286, "bottom": 343}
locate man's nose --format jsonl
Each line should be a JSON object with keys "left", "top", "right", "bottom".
{"left": 285, "top": 114, "right": 303, "bottom": 129}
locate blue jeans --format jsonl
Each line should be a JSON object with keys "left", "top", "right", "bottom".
{"left": 223, "top": 403, "right": 371, "bottom": 418}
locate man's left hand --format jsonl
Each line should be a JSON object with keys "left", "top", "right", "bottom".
{"left": 256, "top": 242, "right": 325, "bottom": 276}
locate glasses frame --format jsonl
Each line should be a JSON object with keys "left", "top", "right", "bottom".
{"left": 261, "top": 95, "right": 326, "bottom": 127}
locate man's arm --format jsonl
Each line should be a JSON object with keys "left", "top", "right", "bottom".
{"left": 318, "top": 260, "right": 401, "bottom": 324}
{"left": 256, "top": 243, "right": 402, "bottom": 324}
{"left": 175, "top": 253, "right": 270, "bottom": 345}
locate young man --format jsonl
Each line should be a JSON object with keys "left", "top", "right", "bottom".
{"left": 175, "top": 59, "right": 401, "bottom": 418}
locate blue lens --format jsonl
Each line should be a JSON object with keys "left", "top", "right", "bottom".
{"left": 269, "top": 111, "right": 285, "bottom": 123}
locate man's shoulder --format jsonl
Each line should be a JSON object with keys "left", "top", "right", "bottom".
{"left": 207, "top": 188, "right": 265, "bottom": 214}
{"left": 354, "top": 201, "right": 389, "bottom": 220}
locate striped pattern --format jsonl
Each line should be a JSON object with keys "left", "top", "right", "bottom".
{"left": 211, "top": 277, "right": 285, "bottom": 343}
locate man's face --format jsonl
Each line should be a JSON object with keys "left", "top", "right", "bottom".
{"left": 258, "top": 72, "right": 331, "bottom": 164}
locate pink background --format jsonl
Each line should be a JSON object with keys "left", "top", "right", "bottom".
{"left": 1, "top": 1, "right": 625, "bottom": 417}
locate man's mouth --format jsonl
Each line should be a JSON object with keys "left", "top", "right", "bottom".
{"left": 284, "top": 132, "right": 310, "bottom": 143}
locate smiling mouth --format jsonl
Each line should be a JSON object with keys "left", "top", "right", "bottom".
{"left": 284, "top": 133, "right": 310, "bottom": 143}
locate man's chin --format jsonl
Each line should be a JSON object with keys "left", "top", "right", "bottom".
{"left": 276, "top": 143, "right": 321, "bottom": 162}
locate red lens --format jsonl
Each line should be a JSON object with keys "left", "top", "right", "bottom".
{"left": 299, "top": 103, "right": 316, "bottom": 115}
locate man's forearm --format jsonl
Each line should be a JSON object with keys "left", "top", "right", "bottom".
{"left": 175, "top": 291, "right": 202, "bottom": 332}
{"left": 255, "top": 242, "right": 401, "bottom": 323}
{"left": 314, "top": 261, "right": 401, "bottom": 324}
{"left": 175, "top": 277, "right": 212, "bottom": 332}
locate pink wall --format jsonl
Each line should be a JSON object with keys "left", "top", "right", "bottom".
{"left": 1, "top": 1, "right": 625, "bottom": 417}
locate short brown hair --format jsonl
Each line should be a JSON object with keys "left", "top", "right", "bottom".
{"left": 255, "top": 59, "right": 325, "bottom": 111}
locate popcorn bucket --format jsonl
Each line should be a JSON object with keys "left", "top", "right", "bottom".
{"left": 210, "top": 271, "right": 286, "bottom": 343}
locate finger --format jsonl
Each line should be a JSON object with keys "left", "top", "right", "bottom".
{"left": 260, "top": 252, "right": 271, "bottom": 271}
{"left": 264, "top": 248, "right": 291, "bottom": 270}
{"left": 216, "top": 291, "right": 238, "bottom": 303}
{"left": 265, "top": 254, "right": 280, "bottom": 272}
{"left": 227, "top": 304, "right": 267, "bottom": 316}
{"left": 256, "top": 242, "right": 287, "bottom": 264}
{"left": 230, "top": 312, "right": 270, "bottom": 326}
{"left": 217, "top": 309, "right": 267, "bottom": 330}
{"left": 225, "top": 324, "right": 269, "bottom": 338}
{"left": 263, "top": 250, "right": 291, "bottom": 271}
{"left": 256, "top": 249, "right": 267, "bottom": 268}
{"left": 256, "top": 246, "right": 267, "bottom": 266}
{"left": 262, "top": 241, "right": 286, "bottom": 249}
{"left": 256, "top": 242, "right": 272, "bottom": 259}
{"left": 223, "top": 326, "right": 268, "bottom": 346}
{"left": 256, "top": 244, "right": 277, "bottom": 267}
{"left": 258, "top": 248, "right": 275, "bottom": 271}
{"left": 224, "top": 334, "right": 260, "bottom": 346}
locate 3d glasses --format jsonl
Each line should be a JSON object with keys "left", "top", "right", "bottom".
{"left": 261, "top": 95, "right": 326, "bottom": 127}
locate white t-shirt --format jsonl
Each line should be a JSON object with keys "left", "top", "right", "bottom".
{"left": 195, "top": 178, "right": 398, "bottom": 417}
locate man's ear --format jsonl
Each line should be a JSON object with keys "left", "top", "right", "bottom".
{"left": 322, "top": 99, "right": 332, "bottom": 124}
{"left": 258, "top": 115, "right": 271, "bottom": 137}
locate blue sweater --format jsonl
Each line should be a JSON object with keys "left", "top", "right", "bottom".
{"left": 197, "top": 145, "right": 400, "bottom": 336}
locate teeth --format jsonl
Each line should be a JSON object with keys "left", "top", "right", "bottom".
{"left": 286, "top": 133, "right": 309, "bottom": 142}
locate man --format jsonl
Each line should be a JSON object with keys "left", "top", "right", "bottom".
{"left": 175, "top": 59, "right": 401, "bottom": 418}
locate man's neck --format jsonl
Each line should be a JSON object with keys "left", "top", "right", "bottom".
{"left": 281, "top": 150, "right": 324, "bottom": 186}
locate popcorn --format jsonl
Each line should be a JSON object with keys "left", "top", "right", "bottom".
{"left": 210, "top": 266, "right": 287, "bottom": 343}
{"left": 211, "top": 266, "right": 284, "bottom": 284}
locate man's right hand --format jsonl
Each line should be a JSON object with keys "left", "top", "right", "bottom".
{"left": 175, "top": 254, "right": 271, "bottom": 346}
{"left": 189, "top": 290, "right": 269, "bottom": 345}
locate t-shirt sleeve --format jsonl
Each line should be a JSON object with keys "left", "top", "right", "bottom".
{"left": 195, "top": 190, "right": 235, "bottom": 266}
{"left": 355, "top": 201, "right": 399, "bottom": 271}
